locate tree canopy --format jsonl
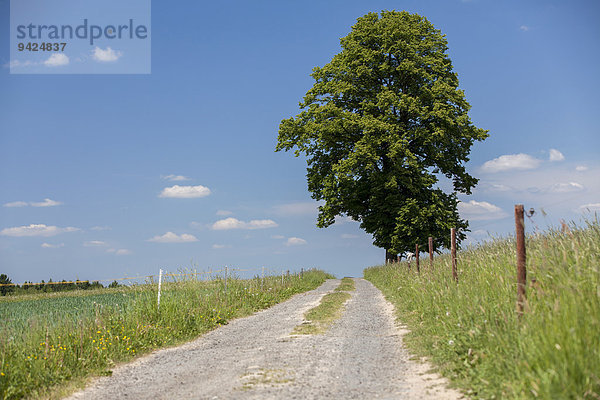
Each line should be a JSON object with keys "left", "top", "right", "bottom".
{"left": 276, "top": 10, "right": 488, "bottom": 260}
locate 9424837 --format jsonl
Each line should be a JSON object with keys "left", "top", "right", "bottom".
{"left": 17, "top": 42, "right": 67, "bottom": 51}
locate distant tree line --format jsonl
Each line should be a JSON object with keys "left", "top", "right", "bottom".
{"left": 0, "top": 273, "right": 121, "bottom": 296}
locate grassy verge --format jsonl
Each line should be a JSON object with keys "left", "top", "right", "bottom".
{"left": 293, "top": 277, "right": 355, "bottom": 335}
{"left": 0, "top": 269, "right": 332, "bottom": 399}
{"left": 365, "top": 220, "right": 600, "bottom": 399}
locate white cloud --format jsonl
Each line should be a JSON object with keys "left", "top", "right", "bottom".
{"left": 489, "top": 184, "right": 511, "bottom": 192}
{"left": 159, "top": 185, "right": 211, "bottom": 198}
{"left": 5, "top": 59, "right": 36, "bottom": 68}
{"left": 576, "top": 165, "right": 588, "bottom": 172}
{"left": 549, "top": 182, "right": 584, "bottom": 193}
{"left": 147, "top": 232, "right": 199, "bottom": 243}
{"left": 286, "top": 237, "right": 307, "bottom": 246}
{"left": 162, "top": 174, "right": 190, "bottom": 182}
{"left": 578, "top": 203, "right": 600, "bottom": 213}
{"left": 341, "top": 234, "right": 359, "bottom": 239}
{"left": 84, "top": 240, "right": 107, "bottom": 247}
{"left": 90, "top": 226, "right": 111, "bottom": 231}
{"left": 212, "top": 217, "right": 246, "bottom": 230}
{"left": 92, "top": 47, "right": 122, "bottom": 62}
{"left": 212, "top": 244, "right": 231, "bottom": 249}
{"left": 273, "top": 202, "right": 320, "bottom": 216}
{"left": 271, "top": 235, "right": 285, "bottom": 239}
{"left": 41, "top": 242, "right": 64, "bottom": 248}
{"left": 334, "top": 216, "right": 356, "bottom": 224}
{"left": 519, "top": 25, "right": 530, "bottom": 31}
{"left": 107, "top": 248, "right": 132, "bottom": 255}
{"left": 481, "top": 154, "right": 541, "bottom": 173}
{"left": 247, "top": 219, "right": 279, "bottom": 229}
{"left": 548, "top": 149, "right": 565, "bottom": 162}
{"left": 211, "top": 217, "right": 278, "bottom": 230}
{"left": 478, "top": 183, "right": 512, "bottom": 192}
{"left": 216, "top": 210, "right": 233, "bottom": 216}
{"left": 30, "top": 198, "right": 62, "bottom": 207}
{"left": 0, "top": 224, "right": 80, "bottom": 237}
{"left": 44, "top": 53, "right": 69, "bottom": 67}
{"left": 458, "top": 200, "right": 507, "bottom": 221}
{"left": 189, "top": 221, "right": 204, "bottom": 229}
{"left": 3, "top": 201, "right": 28, "bottom": 208}
{"left": 3, "top": 198, "right": 62, "bottom": 207}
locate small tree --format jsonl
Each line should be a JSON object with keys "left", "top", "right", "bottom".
{"left": 276, "top": 11, "right": 488, "bottom": 261}
{"left": 77, "top": 280, "right": 91, "bottom": 290}
{"left": 90, "top": 281, "right": 103, "bottom": 289}
{"left": 0, "top": 273, "right": 15, "bottom": 296}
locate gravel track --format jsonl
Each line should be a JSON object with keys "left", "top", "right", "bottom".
{"left": 66, "top": 278, "right": 462, "bottom": 399}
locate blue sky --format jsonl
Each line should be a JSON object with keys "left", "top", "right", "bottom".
{"left": 1, "top": 0, "right": 599, "bottom": 283}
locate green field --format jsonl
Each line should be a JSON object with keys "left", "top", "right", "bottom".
{"left": 0, "top": 269, "right": 332, "bottom": 400}
{"left": 1, "top": 290, "right": 136, "bottom": 335}
{"left": 365, "top": 219, "right": 600, "bottom": 399}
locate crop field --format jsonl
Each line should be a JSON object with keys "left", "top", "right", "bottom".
{"left": 365, "top": 219, "right": 600, "bottom": 399}
{"left": 0, "top": 269, "right": 332, "bottom": 400}
{"left": 1, "top": 291, "right": 136, "bottom": 335}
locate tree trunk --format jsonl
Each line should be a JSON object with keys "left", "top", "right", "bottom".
{"left": 385, "top": 249, "right": 397, "bottom": 264}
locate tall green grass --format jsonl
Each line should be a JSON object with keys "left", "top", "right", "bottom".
{"left": 365, "top": 220, "right": 600, "bottom": 399}
{"left": 0, "top": 269, "right": 332, "bottom": 399}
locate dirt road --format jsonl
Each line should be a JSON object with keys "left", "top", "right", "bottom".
{"left": 67, "top": 279, "right": 462, "bottom": 399}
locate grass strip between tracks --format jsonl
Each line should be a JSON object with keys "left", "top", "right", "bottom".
{"left": 293, "top": 277, "right": 355, "bottom": 335}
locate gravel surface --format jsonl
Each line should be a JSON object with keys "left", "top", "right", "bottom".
{"left": 66, "top": 279, "right": 463, "bottom": 399}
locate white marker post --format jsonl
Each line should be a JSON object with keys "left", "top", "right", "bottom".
{"left": 225, "top": 265, "right": 228, "bottom": 293}
{"left": 261, "top": 266, "right": 265, "bottom": 290}
{"left": 157, "top": 268, "right": 163, "bottom": 311}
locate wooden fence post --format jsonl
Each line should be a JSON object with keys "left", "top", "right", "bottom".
{"left": 428, "top": 237, "right": 433, "bottom": 269}
{"left": 451, "top": 228, "right": 458, "bottom": 282}
{"left": 515, "top": 204, "right": 527, "bottom": 317}
{"left": 415, "top": 244, "right": 420, "bottom": 274}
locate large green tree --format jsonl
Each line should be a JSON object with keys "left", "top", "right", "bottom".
{"left": 276, "top": 11, "right": 488, "bottom": 262}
